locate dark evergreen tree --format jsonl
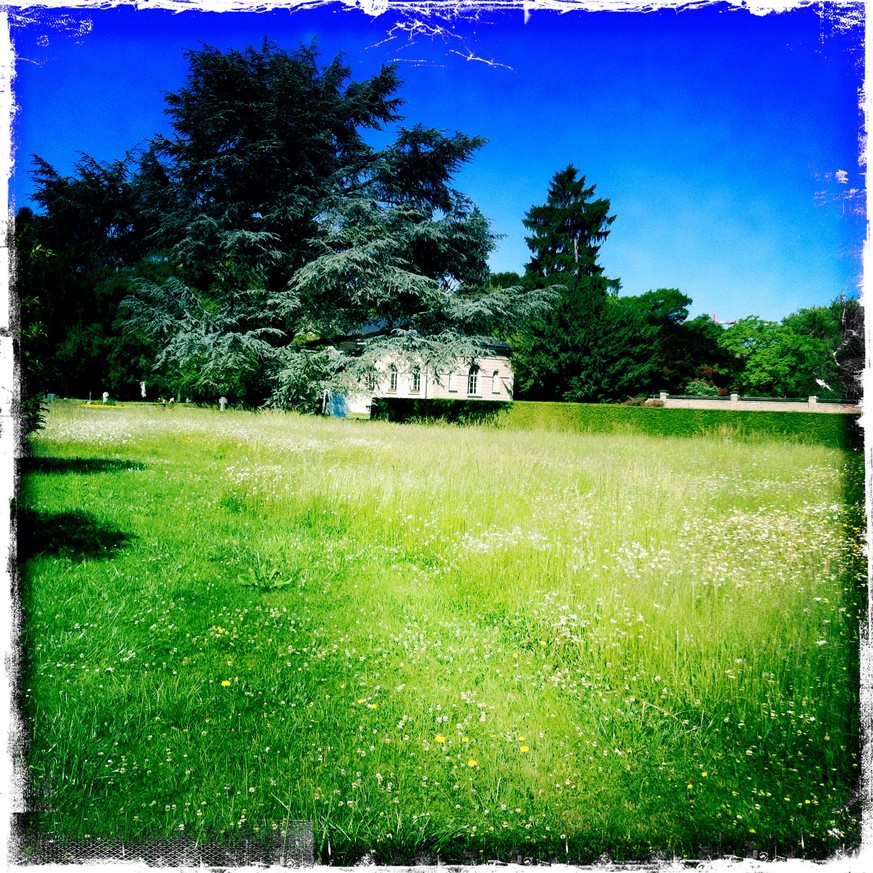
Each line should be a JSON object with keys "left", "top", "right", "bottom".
{"left": 613, "top": 290, "right": 735, "bottom": 396}
{"left": 512, "top": 166, "right": 739, "bottom": 402}
{"left": 121, "top": 41, "right": 550, "bottom": 405}
{"left": 14, "top": 154, "right": 165, "bottom": 404}
{"left": 512, "top": 165, "right": 622, "bottom": 401}
{"left": 523, "top": 164, "right": 615, "bottom": 278}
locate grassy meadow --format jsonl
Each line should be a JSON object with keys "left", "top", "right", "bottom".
{"left": 16, "top": 401, "right": 865, "bottom": 862}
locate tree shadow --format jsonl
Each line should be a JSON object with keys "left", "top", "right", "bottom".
{"left": 16, "top": 508, "right": 135, "bottom": 561}
{"left": 20, "top": 457, "right": 148, "bottom": 475}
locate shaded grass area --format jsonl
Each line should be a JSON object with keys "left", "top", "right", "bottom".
{"left": 16, "top": 509, "right": 136, "bottom": 561}
{"left": 15, "top": 402, "right": 865, "bottom": 863}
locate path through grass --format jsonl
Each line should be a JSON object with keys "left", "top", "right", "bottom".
{"left": 16, "top": 402, "right": 865, "bottom": 862}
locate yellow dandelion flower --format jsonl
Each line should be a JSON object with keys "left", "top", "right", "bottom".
{"left": 468, "top": 759, "right": 478, "bottom": 768}
{"left": 701, "top": 771, "right": 708, "bottom": 777}
{"left": 435, "top": 734, "right": 446, "bottom": 743}
{"left": 519, "top": 736, "right": 526, "bottom": 742}
{"left": 221, "top": 680, "right": 231, "bottom": 687}
{"left": 520, "top": 745, "right": 530, "bottom": 752}
{"left": 462, "top": 736, "right": 470, "bottom": 743}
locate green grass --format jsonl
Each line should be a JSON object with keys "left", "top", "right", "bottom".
{"left": 16, "top": 401, "right": 865, "bottom": 862}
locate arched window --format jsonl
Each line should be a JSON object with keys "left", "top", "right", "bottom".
{"left": 411, "top": 368, "right": 421, "bottom": 393}
{"left": 389, "top": 365, "right": 398, "bottom": 393}
{"left": 492, "top": 370, "right": 501, "bottom": 394}
{"left": 467, "top": 365, "right": 479, "bottom": 396}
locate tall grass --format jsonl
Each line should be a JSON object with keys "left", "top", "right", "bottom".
{"left": 16, "top": 401, "right": 864, "bottom": 862}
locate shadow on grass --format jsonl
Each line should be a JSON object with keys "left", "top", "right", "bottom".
{"left": 20, "top": 457, "right": 148, "bottom": 475}
{"left": 16, "top": 508, "right": 135, "bottom": 560}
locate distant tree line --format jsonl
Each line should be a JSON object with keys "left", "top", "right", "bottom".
{"left": 14, "top": 40, "right": 552, "bottom": 430}
{"left": 14, "top": 42, "right": 862, "bottom": 433}
{"left": 494, "top": 164, "right": 862, "bottom": 405}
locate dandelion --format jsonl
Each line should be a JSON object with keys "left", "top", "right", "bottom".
{"left": 221, "top": 680, "right": 231, "bottom": 687}
{"left": 435, "top": 734, "right": 446, "bottom": 744}
{"left": 468, "top": 759, "right": 478, "bottom": 768}
{"left": 520, "top": 745, "right": 530, "bottom": 752}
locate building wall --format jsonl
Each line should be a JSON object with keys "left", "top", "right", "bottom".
{"left": 342, "top": 354, "right": 513, "bottom": 415}
{"left": 656, "top": 393, "right": 859, "bottom": 414}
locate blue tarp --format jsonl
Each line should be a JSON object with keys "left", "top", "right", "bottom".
{"left": 325, "top": 393, "right": 347, "bottom": 418}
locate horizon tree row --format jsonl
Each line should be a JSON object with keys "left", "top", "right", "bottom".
{"left": 14, "top": 41, "right": 862, "bottom": 430}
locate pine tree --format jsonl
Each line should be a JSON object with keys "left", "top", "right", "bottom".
{"left": 522, "top": 164, "right": 615, "bottom": 279}
{"left": 118, "top": 41, "right": 552, "bottom": 405}
{"left": 513, "top": 166, "right": 621, "bottom": 401}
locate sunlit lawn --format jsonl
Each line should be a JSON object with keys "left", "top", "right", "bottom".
{"left": 17, "top": 401, "right": 865, "bottom": 862}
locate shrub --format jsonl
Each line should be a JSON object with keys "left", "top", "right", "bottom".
{"left": 683, "top": 379, "right": 719, "bottom": 396}
{"left": 493, "top": 401, "right": 861, "bottom": 450}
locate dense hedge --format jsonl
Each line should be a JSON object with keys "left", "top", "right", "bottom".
{"left": 371, "top": 398, "right": 862, "bottom": 450}
{"left": 496, "top": 401, "right": 863, "bottom": 450}
{"left": 370, "top": 398, "right": 510, "bottom": 425}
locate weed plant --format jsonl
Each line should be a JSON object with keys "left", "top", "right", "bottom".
{"left": 16, "top": 401, "right": 865, "bottom": 862}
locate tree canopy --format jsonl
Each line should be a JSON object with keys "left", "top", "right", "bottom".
{"left": 16, "top": 44, "right": 862, "bottom": 420}
{"left": 507, "top": 166, "right": 859, "bottom": 404}
{"left": 512, "top": 165, "right": 630, "bottom": 402}
{"left": 20, "top": 40, "right": 551, "bottom": 412}
{"left": 716, "top": 299, "right": 862, "bottom": 399}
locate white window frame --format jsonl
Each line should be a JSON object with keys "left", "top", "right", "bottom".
{"left": 467, "top": 365, "right": 479, "bottom": 397}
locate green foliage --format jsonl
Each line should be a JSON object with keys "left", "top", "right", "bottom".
{"left": 512, "top": 168, "right": 734, "bottom": 402}
{"left": 835, "top": 297, "right": 864, "bottom": 400}
{"left": 19, "top": 403, "right": 863, "bottom": 860}
{"left": 21, "top": 41, "right": 552, "bottom": 408}
{"left": 718, "top": 310, "right": 846, "bottom": 397}
{"left": 14, "top": 151, "right": 166, "bottom": 402}
{"left": 370, "top": 397, "right": 509, "bottom": 424}
{"left": 523, "top": 164, "right": 614, "bottom": 278}
{"left": 512, "top": 165, "right": 623, "bottom": 402}
{"left": 683, "top": 379, "right": 720, "bottom": 396}
{"left": 120, "top": 42, "right": 551, "bottom": 406}
{"left": 493, "top": 401, "right": 862, "bottom": 450}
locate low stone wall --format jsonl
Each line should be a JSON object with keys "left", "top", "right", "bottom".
{"left": 657, "top": 393, "right": 859, "bottom": 414}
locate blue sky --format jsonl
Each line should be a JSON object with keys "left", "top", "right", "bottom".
{"left": 9, "top": 2, "right": 865, "bottom": 323}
